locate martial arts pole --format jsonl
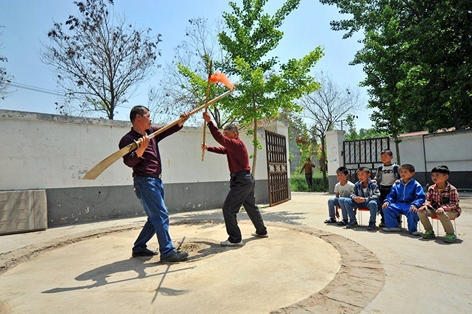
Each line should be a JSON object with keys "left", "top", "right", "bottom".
{"left": 82, "top": 89, "right": 234, "bottom": 180}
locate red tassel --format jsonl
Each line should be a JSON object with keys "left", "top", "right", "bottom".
{"left": 209, "top": 72, "right": 234, "bottom": 90}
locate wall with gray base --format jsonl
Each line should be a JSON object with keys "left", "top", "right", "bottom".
{"left": 326, "top": 129, "right": 472, "bottom": 193}
{"left": 46, "top": 180, "right": 268, "bottom": 227}
{"left": 1, "top": 109, "right": 279, "bottom": 230}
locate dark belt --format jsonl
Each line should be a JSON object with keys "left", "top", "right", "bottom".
{"left": 134, "top": 173, "right": 162, "bottom": 179}
{"left": 230, "top": 171, "right": 250, "bottom": 177}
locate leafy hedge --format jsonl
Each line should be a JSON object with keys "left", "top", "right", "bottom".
{"left": 290, "top": 172, "right": 327, "bottom": 192}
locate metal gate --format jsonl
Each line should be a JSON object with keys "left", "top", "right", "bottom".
{"left": 343, "top": 137, "right": 390, "bottom": 181}
{"left": 265, "top": 130, "right": 290, "bottom": 206}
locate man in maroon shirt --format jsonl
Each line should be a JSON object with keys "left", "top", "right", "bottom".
{"left": 202, "top": 111, "right": 268, "bottom": 246}
{"left": 119, "top": 105, "right": 189, "bottom": 262}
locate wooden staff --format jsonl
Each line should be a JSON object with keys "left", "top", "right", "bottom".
{"left": 202, "top": 60, "right": 213, "bottom": 161}
{"left": 82, "top": 89, "right": 233, "bottom": 180}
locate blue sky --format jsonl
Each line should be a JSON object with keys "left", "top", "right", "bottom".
{"left": 0, "top": 0, "right": 372, "bottom": 128}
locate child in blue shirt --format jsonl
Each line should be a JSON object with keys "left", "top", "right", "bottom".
{"left": 344, "top": 167, "right": 380, "bottom": 230}
{"left": 381, "top": 164, "right": 425, "bottom": 234}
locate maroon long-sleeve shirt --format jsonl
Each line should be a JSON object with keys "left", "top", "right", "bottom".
{"left": 206, "top": 121, "right": 250, "bottom": 174}
{"left": 119, "top": 124, "right": 182, "bottom": 177}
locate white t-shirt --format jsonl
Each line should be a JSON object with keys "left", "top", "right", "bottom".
{"left": 379, "top": 165, "right": 396, "bottom": 186}
{"left": 334, "top": 181, "right": 355, "bottom": 197}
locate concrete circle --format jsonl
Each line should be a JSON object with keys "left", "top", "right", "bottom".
{"left": 0, "top": 221, "right": 384, "bottom": 313}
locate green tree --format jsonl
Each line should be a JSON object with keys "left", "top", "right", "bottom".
{"left": 320, "top": 0, "right": 472, "bottom": 134}
{"left": 281, "top": 112, "right": 318, "bottom": 172}
{"left": 41, "top": 0, "right": 161, "bottom": 119}
{"left": 343, "top": 114, "right": 358, "bottom": 140}
{"left": 218, "top": 0, "right": 324, "bottom": 176}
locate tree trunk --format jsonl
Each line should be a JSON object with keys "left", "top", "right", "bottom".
{"left": 251, "top": 117, "right": 258, "bottom": 177}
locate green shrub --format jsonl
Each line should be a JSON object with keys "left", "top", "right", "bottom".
{"left": 291, "top": 172, "right": 327, "bottom": 192}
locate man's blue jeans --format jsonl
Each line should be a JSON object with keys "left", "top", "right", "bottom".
{"left": 132, "top": 218, "right": 157, "bottom": 253}
{"left": 133, "top": 176, "right": 175, "bottom": 258}
{"left": 344, "top": 198, "right": 379, "bottom": 224}
{"left": 328, "top": 197, "right": 349, "bottom": 221}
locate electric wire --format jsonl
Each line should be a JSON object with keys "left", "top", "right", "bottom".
{"left": 4, "top": 80, "right": 62, "bottom": 96}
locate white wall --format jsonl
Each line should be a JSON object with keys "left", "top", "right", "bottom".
{"left": 326, "top": 129, "right": 472, "bottom": 191}
{"left": 0, "top": 110, "right": 270, "bottom": 190}
{"left": 396, "top": 131, "right": 472, "bottom": 173}
{"left": 423, "top": 132, "right": 472, "bottom": 171}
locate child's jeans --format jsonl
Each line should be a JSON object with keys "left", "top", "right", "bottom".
{"left": 344, "top": 199, "right": 379, "bottom": 224}
{"left": 328, "top": 197, "right": 349, "bottom": 221}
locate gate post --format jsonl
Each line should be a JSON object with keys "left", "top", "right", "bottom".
{"left": 326, "top": 130, "right": 345, "bottom": 193}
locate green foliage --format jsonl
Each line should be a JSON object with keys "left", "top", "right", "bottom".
{"left": 290, "top": 172, "right": 327, "bottom": 192}
{"left": 217, "top": 0, "right": 324, "bottom": 176}
{"left": 320, "top": 0, "right": 472, "bottom": 134}
{"left": 282, "top": 112, "right": 319, "bottom": 171}
{"left": 176, "top": 62, "right": 233, "bottom": 128}
{"left": 344, "top": 113, "right": 390, "bottom": 156}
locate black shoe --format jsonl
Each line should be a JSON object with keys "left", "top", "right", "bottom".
{"left": 160, "top": 251, "right": 188, "bottom": 263}
{"left": 367, "top": 222, "right": 376, "bottom": 231}
{"left": 251, "top": 232, "right": 268, "bottom": 238}
{"left": 337, "top": 220, "right": 348, "bottom": 226}
{"left": 324, "top": 217, "right": 337, "bottom": 224}
{"left": 132, "top": 248, "right": 158, "bottom": 257}
{"left": 345, "top": 221, "right": 359, "bottom": 228}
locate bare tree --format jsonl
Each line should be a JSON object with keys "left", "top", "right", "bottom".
{"left": 41, "top": 0, "right": 161, "bottom": 119}
{"left": 148, "top": 17, "right": 232, "bottom": 128}
{"left": 299, "top": 72, "right": 363, "bottom": 187}
{"left": 0, "top": 26, "right": 13, "bottom": 100}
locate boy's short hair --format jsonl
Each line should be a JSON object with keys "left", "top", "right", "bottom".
{"left": 401, "top": 164, "right": 415, "bottom": 172}
{"left": 357, "top": 167, "right": 371, "bottom": 174}
{"left": 380, "top": 149, "right": 393, "bottom": 156}
{"left": 432, "top": 165, "right": 450, "bottom": 175}
{"left": 336, "top": 166, "right": 349, "bottom": 175}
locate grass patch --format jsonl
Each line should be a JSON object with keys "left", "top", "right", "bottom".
{"left": 291, "top": 172, "right": 327, "bottom": 192}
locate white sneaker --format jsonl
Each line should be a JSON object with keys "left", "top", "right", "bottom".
{"left": 410, "top": 231, "right": 421, "bottom": 236}
{"left": 382, "top": 227, "right": 401, "bottom": 232}
{"left": 220, "top": 239, "right": 244, "bottom": 246}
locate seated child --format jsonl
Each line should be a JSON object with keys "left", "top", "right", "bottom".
{"left": 324, "top": 166, "right": 355, "bottom": 226}
{"left": 344, "top": 167, "right": 380, "bottom": 230}
{"left": 381, "top": 164, "right": 425, "bottom": 234}
{"left": 417, "top": 165, "right": 461, "bottom": 243}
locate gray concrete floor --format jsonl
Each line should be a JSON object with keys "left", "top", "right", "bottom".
{"left": 1, "top": 192, "right": 471, "bottom": 313}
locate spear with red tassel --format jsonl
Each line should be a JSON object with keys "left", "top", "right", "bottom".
{"left": 202, "top": 59, "right": 213, "bottom": 161}
{"left": 82, "top": 79, "right": 234, "bottom": 180}
{"left": 202, "top": 72, "right": 235, "bottom": 161}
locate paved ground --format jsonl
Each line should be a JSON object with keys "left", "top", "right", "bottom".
{"left": 1, "top": 192, "right": 471, "bottom": 313}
